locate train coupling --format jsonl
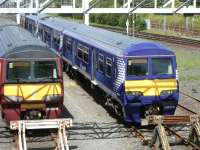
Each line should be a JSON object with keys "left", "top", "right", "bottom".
{"left": 10, "top": 118, "right": 72, "bottom": 150}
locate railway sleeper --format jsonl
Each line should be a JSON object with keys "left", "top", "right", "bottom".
{"left": 10, "top": 118, "right": 72, "bottom": 150}
{"left": 188, "top": 120, "right": 200, "bottom": 147}
{"left": 149, "top": 124, "right": 170, "bottom": 150}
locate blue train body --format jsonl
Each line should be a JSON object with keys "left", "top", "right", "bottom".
{"left": 20, "top": 14, "right": 179, "bottom": 123}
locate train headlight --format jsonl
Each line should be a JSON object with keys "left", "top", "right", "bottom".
{"left": 127, "top": 91, "right": 143, "bottom": 96}
{"left": 44, "top": 94, "right": 62, "bottom": 102}
{"left": 161, "top": 90, "right": 176, "bottom": 96}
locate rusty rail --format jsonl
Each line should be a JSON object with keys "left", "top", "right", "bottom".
{"left": 178, "top": 104, "right": 197, "bottom": 115}
{"left": 180, "top": 90, "right": 200, "bottom": 103}
{"left": 165, "top": 126, "right": 200, "bottom": 150}
{"left": 143, "top": 115, "right": 200, "bottom": 150}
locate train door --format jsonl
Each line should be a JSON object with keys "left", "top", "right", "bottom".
{"left": 72, "top": 40, "right": 76, "bottom": 67}
{"left": 91, "top": 48, "right": 96, "bottom": 82}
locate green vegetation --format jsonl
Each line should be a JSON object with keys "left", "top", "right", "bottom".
{"left": 172, "top": 49, "right": 200, "bottom": 81}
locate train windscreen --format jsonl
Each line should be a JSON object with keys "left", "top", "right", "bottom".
{"left": 152, "top": 58, "right": 173, "bottom": 75}
{"left": 7, "top": 61, "right": 31, "bottom": 80}
{"left": 34, "top": 61, "right": 58, "bottom": 79}
{"left": 127, "top": 58, "right": 148, "bottom": 76}
{"left": 6, "top": 60, "right": 58, "bottom": 82}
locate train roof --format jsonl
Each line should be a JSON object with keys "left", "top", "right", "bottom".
{"left": 0, "top": 25, "right": 58, "bottom": 59}
{"left": 27, "top": 14, "right": 174, "bottom": 56}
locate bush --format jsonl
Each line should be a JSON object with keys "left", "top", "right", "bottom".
{"left": 119, "top": 15, "right": 128, "bottom": 28}
{"left": 135, "top": 16, "right": 146, "bottom": 31}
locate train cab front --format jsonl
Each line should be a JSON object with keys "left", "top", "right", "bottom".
{"left": 1, "top": 59, "right": 63, "bottom": 122}
{"left": 123, "top": 49, "right": 179, "bottom": 123}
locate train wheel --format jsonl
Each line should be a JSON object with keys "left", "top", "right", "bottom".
{"left": 64, "top": 63, "right": 70, "bottom": 73}
{"left": 1, "top": 111, "right": 4, "bottom": 120}
{"left": 114, "top": 103, "right": 123, "bottom": 120}
{"left": 0, "top": 108, "right": 4, "bottom": 120}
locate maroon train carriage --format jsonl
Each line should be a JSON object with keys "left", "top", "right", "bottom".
{"left": 0, "top": 25, "right": 64, "bottom": 122}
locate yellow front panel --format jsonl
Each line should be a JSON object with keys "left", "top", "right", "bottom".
{"left": 4, "top": 83, "right": 62, "bottom": 101}
{"left": 125, "top": 79, "right": 177, "bottom": 96}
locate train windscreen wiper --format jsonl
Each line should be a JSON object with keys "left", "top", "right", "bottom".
{"left": 37, "top": 76, "right": 58, "bottom": 82}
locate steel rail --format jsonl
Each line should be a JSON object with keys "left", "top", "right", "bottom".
{"left": 129, "top": 126, "right": 157, "bottom": 150}
{"left": 177, "top": 104, "right": 197, "bottom": 115}
{"left": 180, "top": 90, "right": 200, "bottom": 103}
{"left": 165, "top": 126, "right": 200, "bottom": 150}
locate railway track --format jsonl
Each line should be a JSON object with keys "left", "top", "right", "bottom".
{"left": 178, "top": 90, "right": 200, "bottom": 115}
{"left": 129, "top": 91, "right": 200, "bottom": 150}
{"left": 92, "top": 24, "right": 200, "bottom": 48}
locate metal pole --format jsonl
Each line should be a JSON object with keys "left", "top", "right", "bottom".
{"left": 114, "top": 0, "right": 117, "bottom": 8}
{"left": 84, "top": 0, "right": 90, "bottom": 25}
{"left": 132, "top": 0, "right": 135, "bottom": 37}
{"left": 163, "top": 15, "right": 167, "bottom": 33}
{"left": 154, "top": 0, "right": 157, "bottom": 8}
{"left": 73, "top": 0, "right": 75, "bottom": 8}
{"left": 193, "top": 0, "right": 197, "bottom": 8}
{"left": 132, "top": 13, "right": 135, "bottom": 37}
{"left": 185, "top": 16, "right": 189, "bottom": 31}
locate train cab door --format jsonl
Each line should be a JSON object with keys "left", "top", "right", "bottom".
{"left": 91, "top": 48, "right": 97, "bottom": 83}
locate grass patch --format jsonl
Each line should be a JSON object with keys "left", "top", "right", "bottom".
{"left": 172, "top": 49, "right": 200, "bottom": 81}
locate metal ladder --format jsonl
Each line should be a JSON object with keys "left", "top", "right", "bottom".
{"left": 10, "top": 118, "right": 72, "bottom": 150}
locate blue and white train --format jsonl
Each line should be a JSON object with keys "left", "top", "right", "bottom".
{"left": 20, "top": 14, "right": 179, "bottom": 123}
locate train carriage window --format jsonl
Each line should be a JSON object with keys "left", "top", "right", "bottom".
{"left": 77, "top": 43, "right": 89, "bottom": 63}
{"left": 25, "top": 21, "right": 28, "bottom": 29}
{"left": 77, "top": 49, "right": 83, "bottom": 59}
{"left": 127, "top": 58, "right": 148, "bottom": 76}
{"left": 106, "top": 57, "right": 112, "bottom": 77}
{"left": 53, "top": 37, "right": 60, "bottom": 50}
{"left": 32, "top": 25, "right": 36, "bottom": 33}
{"left": 44, "top": 31, "right": 51, "bottom": 45}
{"left": 38, "top": 28, "right": 43, "bottom": 40}
{"left": 65, "top": 37, "right": 72, "bottom": 51}
{"left": 83, "top": 49, "right": 89, "bottom": 62}
{"left": 98, "top": 54, "right": 104, "bottom": 73}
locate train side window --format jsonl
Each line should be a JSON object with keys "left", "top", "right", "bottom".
{"left": 33, "top": 25, "right": 36, "bottom": 33}
{"left": 38, "top": 28, "right": 43, "bottom": 40}
{"left": 98, "top": 54, "right": 104, "bottom": 73}
{"left": 106, "top": 57, "right": 112, "bottom": 77}
{"left": 64, "top": 37, "right": 72, "bottom": 51}
{"left": 77, "top": 43, "right": 89, "bottom": 63}
{"left": 53, "top": 36, "right": 60, "bottom": 49}
{"left": 77, "top": 49, "right": 83, "bottom": 59}
{"left": 83, "top": 49, "right": 89, "bottom": 62}
{"left": 44, "top": 31, "right": 51, "bottom": 43}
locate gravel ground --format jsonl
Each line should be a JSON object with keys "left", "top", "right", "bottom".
{"left": 63, "top": 74, "right": 150, "bottom": 150}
